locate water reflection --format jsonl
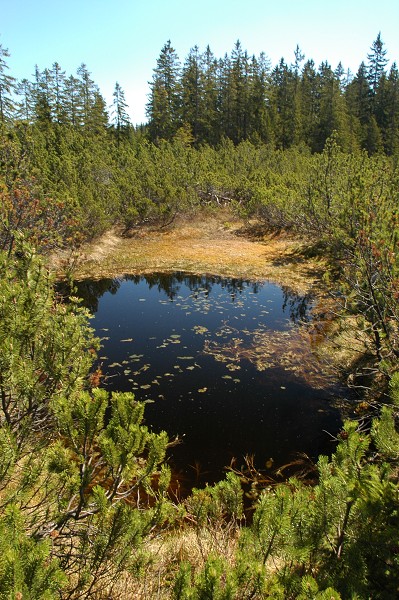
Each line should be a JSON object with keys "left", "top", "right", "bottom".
{"left": 73, "top": 272, "right": 342, "bottom": 486}
{"left": 281, "top": 286, "right": 313, "bottom": 323}
{"left": 73, "top": 273, "right": 309, "bottom": 320}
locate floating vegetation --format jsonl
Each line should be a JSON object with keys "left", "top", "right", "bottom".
{"left": 203, "top": 324, "right": 334, "bottom": 388}
{"left": 79, "top": 272, "right": 342, "bottom": 487}
{"left": 226, "top": 363, "right": 241, "bottom": 371}
{"left": 192, "top": 325, "right": 209, "bottom": 335}
{"left": 131, "top": 364, "right": 151, "bottom": 376}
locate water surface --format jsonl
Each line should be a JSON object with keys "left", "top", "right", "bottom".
{"left": 75, "top": 273, "right": 342, "bottom": 486}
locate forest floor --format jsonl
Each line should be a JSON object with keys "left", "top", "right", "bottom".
{"left": 57, "top": 210, "right": 328, "bottom": 296}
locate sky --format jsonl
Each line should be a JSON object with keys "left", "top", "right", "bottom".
{"left": 1, "top": 0, "right": 399, "bottom": 125}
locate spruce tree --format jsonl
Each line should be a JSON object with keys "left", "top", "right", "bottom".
{"left": 15, "top": 78, "right": 35, "bottom": 122}
{"left": 200, "top": 45, "right": 220, "bottom": 145}
{"left": 270, "top": 59, "right": 298, "bottom": 149}
{"left": 229, "top": 40, "right": 251, "bottom": 143}
{"left": 111, "top": 81, "right": 130, "bottom": 143}
{"left": 300, "top": 59, "right": 318, "bottom": 148}
{"left": 345, "top": 62, "right": 372, "bottom": 150}
{"left": 367, "top": 32, "right": 388, "bottom": 96}
{"left": 147, "top": 40, "right": 181, "bottom": 141}
{"left": 383, "top": 63, "right": 399, "bottom": 155}
{"left": 181, "top": 46, "right": 203, "bottom": 144}
{"left": 50, "top": 61, "right": 67, "bottom": 124}
{"left": 0, "top": 43, "right": 16, "bottom": 123}
{"left": 31, "top": 65, "right": 53, "bottom": 125}
{"left": 316, "top": 62, "right": 351, "bottom": 151}
{"left": 247, "top": 52, "right": 272, "bottom": 143}
{"left": 63, "top": 74, "right": 81, "bottom": 126}
{"left": 76, "top": 63, "right": 97, "bottom": 127}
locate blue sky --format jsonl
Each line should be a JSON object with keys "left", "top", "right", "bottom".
{"left": 2, "top": 0, "right": 399, "bottom": 124}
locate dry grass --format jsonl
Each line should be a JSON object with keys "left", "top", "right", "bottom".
{"left": 96, "top": 521, "right": 241, "bottom": 599}
{"left": 52, "top": 210, "right": 327, "bottom": 296}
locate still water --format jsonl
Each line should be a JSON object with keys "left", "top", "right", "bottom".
{"left": 75, "top": 273, "right": 342, "bottom": 486}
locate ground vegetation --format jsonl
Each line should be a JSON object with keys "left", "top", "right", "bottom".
{"left": 0, "top": 33, "right": 399, "bottom": 598}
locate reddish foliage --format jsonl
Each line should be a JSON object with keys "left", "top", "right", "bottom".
{"left": 0, "top": 177, "right": 83, "bottom": 252}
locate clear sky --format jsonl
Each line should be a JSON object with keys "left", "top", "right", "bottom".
{"left": 2, "top": 0, "right": 399, "bottom": 124}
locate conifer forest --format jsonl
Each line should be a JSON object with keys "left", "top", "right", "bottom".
{"left": 1, "top": 34, "right": 399, "bottom": 598}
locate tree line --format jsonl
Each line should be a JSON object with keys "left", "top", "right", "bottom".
{"left": 147, "top": 34, "right": 398, "bottom": 153}
{"left": 0, "top": 34, "right": 398, "bottom": 154}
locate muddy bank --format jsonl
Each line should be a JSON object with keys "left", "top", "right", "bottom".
{"left": 54, "top": 212, "right": 328, "bottom": 296}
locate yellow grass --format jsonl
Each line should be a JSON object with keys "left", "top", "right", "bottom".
{"left": 53, "top": 211, "right": 326, "bottom": 296}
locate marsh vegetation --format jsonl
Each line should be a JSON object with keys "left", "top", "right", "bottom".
{"left": 1, "top": 33, "right": 399, "bottom": 598}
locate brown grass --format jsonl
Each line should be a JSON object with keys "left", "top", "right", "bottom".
{"left": 53, "top": 210, "right": 327, "bottom": 296}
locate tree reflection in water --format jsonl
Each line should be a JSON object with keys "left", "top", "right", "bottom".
{"left": 72, "top": 272, "right": 343, "bottom": 487}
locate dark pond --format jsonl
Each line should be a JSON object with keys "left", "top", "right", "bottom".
{"left": 74, "top": 273, "right": 343, "bottom": 488}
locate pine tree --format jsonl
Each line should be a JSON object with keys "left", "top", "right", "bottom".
{"left": 63, "top": 74, "right": 81, "bottom": 126}
{"left": 50, "top": 62, "right": 67, "bottom": 124}
{"left": 247, "top": 52, "right": 272, "bottom": 143}
{"left": 111, "top": 81, "right": 131, "bottom": 143}
{"left": 345, "top": 62, "right": 372, "bottom": 150}
{"left": 300, "top": 59, "right": 318, "bottom": 148}
{"left": 15, "top": 78, "right": 35, "bottom": 122}
{"left": 0, "top": 43, "right": 16, "bottom": 123}
{"left": 147, "top": 40, "right": 181, "bottom": 141}
{"left": 0, "top": 245, "right": 173, "bottom": 597}
{"left": 270, "top": 59, "right": 298, "bottom": 149}
{"left": 229, "top": 40, "right": 251, "bottom": 143}
{"left": 32, "top": 65, "right": 53, "bottom": 125}
{"left": 181, "top": 46, "right": 203, "bottom": 144}
{"left": 367, "top": 32, "right": 388, "bottom": 96}
{"left": 384, "top": 63, "right": 399, "bottom": 154}
{"left": 76, "top": 63, "right": 97, "bottom": 127}
{"left": 200, "top": 45, "right": 220, "bottom": 145}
